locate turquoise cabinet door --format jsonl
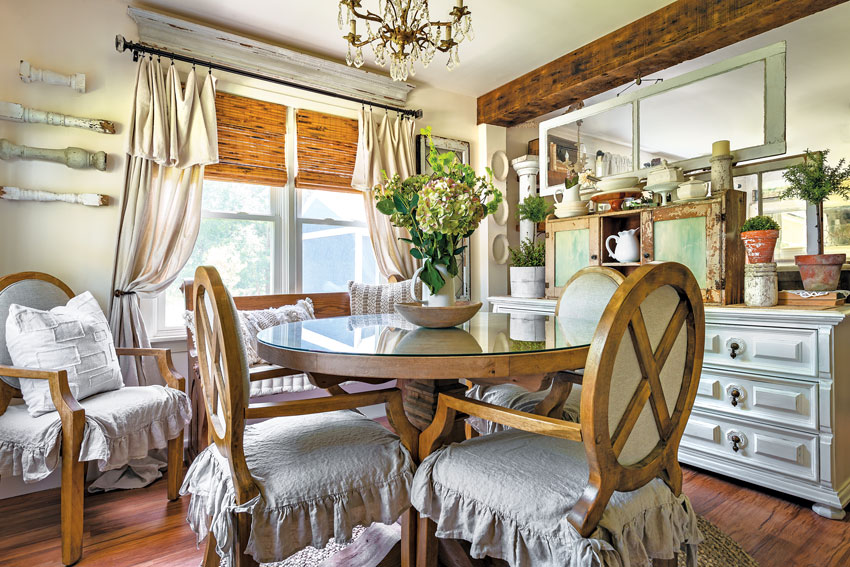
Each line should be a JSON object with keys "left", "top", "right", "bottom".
{"left": 554, "top": 228, "right": 590, "bottom": 287}
{"left": 653, "top": 216, "right": 708, "bottom": 287}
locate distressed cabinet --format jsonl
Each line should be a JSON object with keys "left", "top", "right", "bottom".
{"left": 489, "top": 295, "right": 850, "bottom": 520}
{"left": 545, "top": 189, "right": 746, "bottom": 304}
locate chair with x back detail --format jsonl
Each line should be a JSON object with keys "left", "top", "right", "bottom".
{"left": 182, "top": 266, "right": 419, "bottom": 567}
{"left": 413, "top": 262, "right": 704, "bottom": 567}
{"left": 466, "top": 266, "right": 626, "bottom": 436}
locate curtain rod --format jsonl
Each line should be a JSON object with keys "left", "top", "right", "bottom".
{"left": 114, "top": 35, "right": 423, "bottom": 119}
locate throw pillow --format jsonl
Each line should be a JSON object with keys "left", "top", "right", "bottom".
{"left": 184, "top": 298, "right": 315, "bottom": 366}
{"left": 6, "top": 291, "right": 124, "bottom": 417}
{"left": 347, "top": 280, "right": 420, "bottom": 316}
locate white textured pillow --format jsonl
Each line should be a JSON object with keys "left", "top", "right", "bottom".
{"left": 6, "top": 291, "right": 124, "bottom": 417}
{"left": 184, "top": 298, "right": 315, "bottom": 366}
{"left": 347, "top": 280, "right": 419, "bottom": 315}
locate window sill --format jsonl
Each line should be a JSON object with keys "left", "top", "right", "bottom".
{"left": 149, "top": 332, "right": 188, "bottom": 352}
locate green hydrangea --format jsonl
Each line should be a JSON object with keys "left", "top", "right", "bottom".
{"left": 416, "top": 178, "right": 486, "bottom": 235}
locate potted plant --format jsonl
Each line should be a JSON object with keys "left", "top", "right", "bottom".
{"left": 374, "top": 127, "right": 502, "bottom": 306}
{"left": 508, "top": 238, "right": 545, "bottom": 298}
{"left": 516, "top": 194, "right": 552, "bottom": 234}
{"left": 740, "top": 215, "right": 781, "bottom": 264}
{"left": 781, "top": 150, "right": 850, "bottom": 290}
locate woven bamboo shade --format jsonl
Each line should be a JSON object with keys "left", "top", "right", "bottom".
{"left": 205, "top": 92, "right": 288, "bottom": 186}
{"left": 295, "top": 109, "right": 359, "bottom": 193}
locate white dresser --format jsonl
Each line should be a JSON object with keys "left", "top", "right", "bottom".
{"left": 489, "top": 296, "right": 850, "bottom": 519}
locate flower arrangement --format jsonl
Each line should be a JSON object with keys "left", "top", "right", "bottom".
{"left": 374, "top": 127, "right": 502, "bottom": 294}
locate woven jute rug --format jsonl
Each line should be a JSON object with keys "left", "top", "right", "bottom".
{"left": 679, "top": 515, "right": 759, "bottom": 567}
{"left": 259, "top": 514, "right": 757, "bottom": 567}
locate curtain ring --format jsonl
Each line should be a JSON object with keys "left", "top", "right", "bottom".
{"left": 170, "top": 57, "right": 174, "bottom": 66}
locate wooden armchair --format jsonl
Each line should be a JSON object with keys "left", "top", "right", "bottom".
{"left": 413, "top": 262, "right": 705, "bottom": 567}
{"left": 0, "top": 272, "right": 187, "bottom": 566}
{"left": 184, "top": 266, "right": 418, "bottom": 567}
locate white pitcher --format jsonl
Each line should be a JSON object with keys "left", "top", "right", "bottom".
{"left": 410, "top": 264, "right": 456, "bottom": 307}
{"left": 605, "top": 228, "right": 640, "bottom": 263}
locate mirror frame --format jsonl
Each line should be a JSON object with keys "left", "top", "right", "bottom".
{"left": 538, "top": 41, "right": 787, "bottom": 196}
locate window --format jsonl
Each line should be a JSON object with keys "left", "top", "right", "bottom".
{"left": 146, "top": 92, "right": 380, "bottom": 337}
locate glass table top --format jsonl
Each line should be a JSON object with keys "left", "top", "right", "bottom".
{"left": 257, "top": 312, "right": 594, "bottom": 357}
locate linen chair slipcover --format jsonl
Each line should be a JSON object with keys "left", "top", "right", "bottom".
{"left": 413, "top": 262, "right": 704, "bottom": 567}
{"left": 181, "top": 266, "right": 418, "bottom": 567}
{"left": 466, "top": 267, "right": 625, "bottom": 435}
{"left": 0, "top": 272, "right": 189, "bottom": 566}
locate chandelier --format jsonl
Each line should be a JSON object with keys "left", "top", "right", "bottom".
{"left": 338, "top": 0, "right": 474, "bottom": 81}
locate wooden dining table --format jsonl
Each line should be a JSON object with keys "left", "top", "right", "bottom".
{"left": 257, "top": 311, "right": 593, "bottom": 566}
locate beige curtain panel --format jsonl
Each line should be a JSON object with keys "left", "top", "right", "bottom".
{"left": 352, "top": 109, "right": 420, "bottom": 280}
{"left": 110, "top": 59, "right": 218, "bottom": 387}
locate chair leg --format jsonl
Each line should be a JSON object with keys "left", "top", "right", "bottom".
{"left": 61, "top": 417, "right": 85, "bottom": 566}
{"left": 416, "top": 515, "right": 439, "bottom": 567}
{"left": 202, "top": 533, "right": 221, "bottom": 567}
{"left": 235, "top": 512, "right": 259, "bottom": 567}
{"left": 652, "top": 554, "right": 678, "bottom": 567}
{"left": 400, "top": 508, "right": 416, "bottom": 567}
{"left": 167, "top": 432, "right": 184, "bottom": 501}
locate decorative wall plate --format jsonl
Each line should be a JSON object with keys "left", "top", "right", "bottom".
{"left": 491, "top": 233, "right": 510, "bottom": 265}
{"left": 492, "top": 200, "right": 509, "bottom": 226}
{"left": 490, "top": 150, "right": 509, "bottom": 182}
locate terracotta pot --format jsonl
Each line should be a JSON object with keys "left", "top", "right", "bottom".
{"left": 741, "top": 229, "right": 779, "bottom": 263}
{"left": 795, "top": 254, "right": 846, "bottom": 291}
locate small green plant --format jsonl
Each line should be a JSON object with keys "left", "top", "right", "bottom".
{"left": 781, "top": 150, "right": 850, "bottom": 253}
{"left": 509, "top": 238, "right": 545, "bottom": 267}
{"left": 741, "top": 215, "right": 780, "bottom": 233}
{"left": 515, "top": 194, "right": 552, "bottom": 224}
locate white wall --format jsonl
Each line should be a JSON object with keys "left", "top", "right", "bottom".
{"left": 0, "top": 0, "right": 482, "bottom": 499}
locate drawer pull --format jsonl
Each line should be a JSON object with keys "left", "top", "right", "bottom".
{"left": 726, "top": 429, "right": 748, "bottom": 453}
{"left": 730, "top": 342, "right": 740, "bottom": 359}
{"left": 730, "top": 388, "right": 742, "bottom": 406}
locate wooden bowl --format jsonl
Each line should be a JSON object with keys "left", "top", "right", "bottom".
{"left": 590, "top": 189, "right": 644, "bottom": 212}
{"left": 394, "top": 302, "right": 482, "bottom": 329}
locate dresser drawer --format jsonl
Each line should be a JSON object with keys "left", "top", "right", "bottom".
{"left": 682, "top": 411, "right": 818, "bottom": 482}
{"left": 694, "top": 371, "right": 818, "bottom": 431}
{"left": 704, "top": 324, "right": 818, "bottom": 378}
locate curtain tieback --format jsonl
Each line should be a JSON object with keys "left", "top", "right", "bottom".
{"left": 113, "top": 290, "right": 137, "bottom": 297}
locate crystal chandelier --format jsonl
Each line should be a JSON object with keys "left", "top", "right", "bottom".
{"left": 338, "top": 0, "right": 474, "bottom": 81}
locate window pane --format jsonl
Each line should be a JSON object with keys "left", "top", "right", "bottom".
{"left": 824, "top": 196, "right": 850, "bottom": 256}
{"left": 202, "top": 179, "right": 272, "bottom": 215}
{"left": 301, "top": 223, "right": 380, "bottom": 292}
{"left": 298, "top": 189, "right": 366, "bottom": 222}
{"left": 163, "top": 217, "right": 274, "bottom": 328}
{"left": 760, "top": 170, "right": 807, "bottom": 264}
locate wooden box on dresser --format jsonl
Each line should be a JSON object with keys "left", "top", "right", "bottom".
{"left": 488, "top": 295, "right": 850, "bottom": 519}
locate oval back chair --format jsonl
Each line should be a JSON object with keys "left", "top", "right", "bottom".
{"left": 571, "top": 261, "right": 704, "bottom": 535}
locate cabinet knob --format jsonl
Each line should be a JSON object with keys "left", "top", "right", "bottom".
{"left": 590, "top": 254, "right": 598, "bottom": 260}
{"left": 730, "top": 435, "right": 742, "bottom": 452}
{"left": 726, "top": 429, "right": 747, "bottom": 453}
{"left": 729, "top": 342, "right": 740, "bottom": 359}
{"left": 643, "top": 253, "right": 650, "bottom": 259}
{"left": 730, "top": 388, "right": 741, "bottom": 407}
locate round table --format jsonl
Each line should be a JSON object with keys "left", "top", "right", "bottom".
{"left": 257, "top": 311, "right": 592, "bottom": 429}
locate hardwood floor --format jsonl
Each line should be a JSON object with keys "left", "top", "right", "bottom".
{"left": 1, "top": 465, "right": 848, "bottom": 566}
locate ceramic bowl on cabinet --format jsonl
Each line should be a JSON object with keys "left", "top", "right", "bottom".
{"left": 596, "top": 176, "right": 639, "bottom": 192}
{"left": 646, "top": 160, "right": 684, "bottom": 186}
{"left": 677, "top": 176, "right": 709, "bottom": 200}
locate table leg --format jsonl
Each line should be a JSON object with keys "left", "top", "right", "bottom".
{"left": 399, "top": 379, "right": 467, "bottom": 442}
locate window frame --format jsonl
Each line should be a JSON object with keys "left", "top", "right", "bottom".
{"left": 145, "top": 91, "right": 378, "bottom": 339}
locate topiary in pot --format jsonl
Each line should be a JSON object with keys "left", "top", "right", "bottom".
{"left": 781, "top": 150, "right": 850, "bottom": 290}
{"left": 740, "top": 215, "right": 781, "bottom": 264}
{"left": 509, "top": 238, "right": 545, "bottom": 298}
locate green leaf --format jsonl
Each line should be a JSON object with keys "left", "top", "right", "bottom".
{"left": 410, "top": 248, "right": 423, "bottom": 259}
{"left": 376, "top": 199, "right": 395, "bottom": 215}
{"left": 421, "top": 261, "right": 446, "bottom": 295}
{"left": 392, "top": 194, "right": 408, "bottom": 214}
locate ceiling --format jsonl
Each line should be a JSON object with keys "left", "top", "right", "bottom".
{"left": 130, "top": 0, "right": 675, "bottom": 97}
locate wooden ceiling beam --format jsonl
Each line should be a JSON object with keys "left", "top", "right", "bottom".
{"left": 477, "top": 0, "right": 848, "bottom": 127}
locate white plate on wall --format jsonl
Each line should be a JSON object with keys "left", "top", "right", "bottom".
{"left": 491, "top": 233, "right": 510, "bottom": 265}
{"left": 490, "top": 150, "right": 510, "bottom": 182}
{"left": 492, "top": 200, "right": 509, "bottom": 226}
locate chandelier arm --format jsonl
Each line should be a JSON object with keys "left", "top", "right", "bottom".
{"left": 348, "top": 5, "right": 384, "bottom": 24}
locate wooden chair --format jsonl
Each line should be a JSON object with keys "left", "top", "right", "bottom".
{"left": 180, "top": 279, "right": 352, "bottom": 459}
{"left": 184, "top": 266, "right": 419, "bottom": 567}
{"left": 414, "top": 262, "right": 704, "bottom": 567}
{"left": 465, "top": 266, "right": 626, "bottom": 437}
{"left": 0, "top": 272, "right": 187, "bottom": 566}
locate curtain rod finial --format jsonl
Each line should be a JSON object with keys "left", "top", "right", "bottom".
{"left": 115, "top": 35, "right": 127, "bottom": 53}
{"left": 413, "top": 109, "right": 423, "bottom": 119}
